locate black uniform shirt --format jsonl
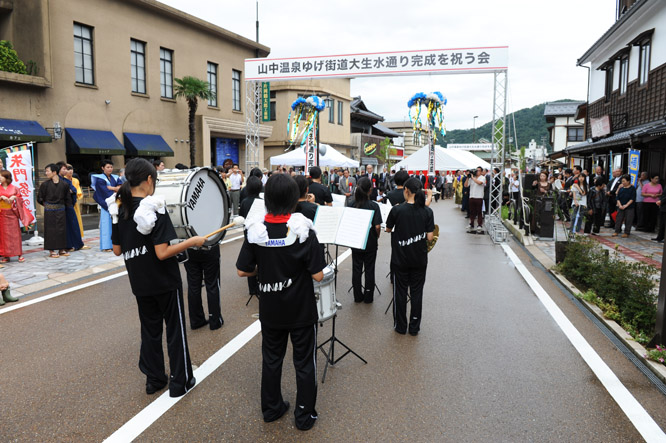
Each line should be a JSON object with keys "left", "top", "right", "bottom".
{"left": 386, "top": 203, "right": 435, "bottom": 270}
{"left": 309, "top": 182, "right": 332, "bottom": 205}
{"left": 346, "top": 199, "right": 382, "bottom": 251}
{"left": 386, "top": 188, "right": 406, "bottom": 206}
{"left": 239, "top": 195, "right": 258, "bottom": 218}
{"left": 112, "top": 197, "right": 181, "bottom": 296}
{"left": 236, "top": 222, "right": 326, "bottom": 329}
{"left": 295, "top": 200, "right": 318, "bottom": 221}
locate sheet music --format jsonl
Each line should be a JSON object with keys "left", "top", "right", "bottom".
{"left": 244, "top": 198, "right": 266, "bottom": 226}
{"left": 333, "top": 207, "right": 373, "bottom": 249}
{"left": 331, "top": 193, "right": 346, "bottom": 208}
{"left": 378, "top": 203, "right": 392, "bottom": 224}
{"left": 313, "top": 206, "right": 343, "bottom": 244}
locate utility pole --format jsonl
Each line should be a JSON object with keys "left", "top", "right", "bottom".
{"left": 473, "top": 115, "right": 478, "bottom": 143}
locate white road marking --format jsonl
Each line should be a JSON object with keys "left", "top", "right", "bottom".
{"left": 105, "top": 247, "right": 352, "bottom": 441}
{"left": 0, "top": 271, "right": 128, "bottom": 315}
{"left": 1, "top": 234, "right": 244, "bottom": 315}
{"left": 104, "top": 321, "right": 262, "bottom": 443}
{"left": 501, "top": 244, "right": 666, "bottom": 442}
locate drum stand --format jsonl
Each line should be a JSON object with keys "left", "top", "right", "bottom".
{"left": 317, "top": 244, "right": 367, "bottom": 383}
{"left": 317, "top": 314, "right": 367, "bottom": 383}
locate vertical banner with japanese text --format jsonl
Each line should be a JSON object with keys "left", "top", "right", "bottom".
{"left": 628, "top": 149, "right": 640, "bottom": 186}
{"left": 261, "top": 82, "right": 271, "bottom": 122}
{"left": 4, "top": 143, "right": 36, "bottom": 226}
{"left": 304, "top": 130, "right": 317, "bottom": 176}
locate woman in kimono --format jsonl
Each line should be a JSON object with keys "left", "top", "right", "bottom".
{"left": 66, "top": 164, "right": 85, "bottom": 240}
{"left": 0, "top": 170, "right": 34, "bottom": 262}
{"left": 56, "top": 162, "right": 83, "bottom": 251}
{"left": 92, "top": 160, "right": 121, "bottom": 251}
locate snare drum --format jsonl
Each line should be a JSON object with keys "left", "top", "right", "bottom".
{"left": 314, "top": 266, "right": 337, "bottom": 322}
{"left": 153, "top": 167, "right": 230, "bottom": 247}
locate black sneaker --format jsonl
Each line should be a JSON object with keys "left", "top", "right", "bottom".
{"left": 209, "top": 318, "right": 224, "bottom": 330}
{"left": 191, "top": 319, "right": 209, "bottom": 330}
{"left": 146, "top": 380, "right": 167, "bottom": 395}
{"left": 264, "top": 401, "right": 290, "bottom": 423}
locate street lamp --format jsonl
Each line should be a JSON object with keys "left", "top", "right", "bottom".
{"left": 473, "top": 116, "right": 479, "bottom": 143}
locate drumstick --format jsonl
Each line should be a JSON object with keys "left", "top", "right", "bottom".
{"left": 203, "top": 216, "right": 245, "bottom": 239}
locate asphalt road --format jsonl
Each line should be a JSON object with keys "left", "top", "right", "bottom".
{"left": 2, "top": 200, "right": 665, "bottom": 442}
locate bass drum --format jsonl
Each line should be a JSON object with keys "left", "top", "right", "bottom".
{"left": 153, "top": 167, "right": 231, "bottom": 247}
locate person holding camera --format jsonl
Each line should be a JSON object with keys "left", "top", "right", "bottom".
{"left": 466, "top": 167, "right": 486, "bottom": 233}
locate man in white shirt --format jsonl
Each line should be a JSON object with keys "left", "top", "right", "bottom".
{"left": 466, "top": 167, "right": 486, "bottom": 233}
{"left": 261, "top": 168, "right": 269, "bottom": 186}
{"left": 228, "top": 163, "right": 243, "bottom": 216}
{"left": 445, "top": 172, "right": 454, "bottom": 199}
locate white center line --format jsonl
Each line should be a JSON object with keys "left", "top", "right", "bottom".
{"left": 501, "top": 243, "right": 666, "bottom": 442}
{"left": 104, "top": 247, "right": 352, "bottom": 441}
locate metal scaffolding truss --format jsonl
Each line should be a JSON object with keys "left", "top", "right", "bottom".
{"left": 245, "top": 81, "right": 262, "bottom": 171}
{"left": 487, "top": 70, "right": 509, "bottom": 242}
{"left": 245, "top": 70, "right": 509, "bottom": 241}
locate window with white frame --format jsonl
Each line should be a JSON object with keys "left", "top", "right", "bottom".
{"left": 232, "top": 69, "right": 241, "bottom": 111}
{"left": 604, "top": 65, "right": 614, "bottom": 101}
{"left": 269, "top": 91, "right": 276, "bottom": 121}
{"left": 619, "top": 54, "right": 629, "bottom": 95}
{"left": 130, "top": 39, "right": 146, "bottom": 94}
{"left": 337, "top": 100, "right": 343, "bottom": 125}
{"left": 74, "top": 23, "right": 94, "bottom": 85}
{"left": 327, "top": 99, "right": 335, "bottom": 123}
{"left": 567, "top": 127, "right": 584, "bottom": 142}
{"left": 639, "top": 40, "right": 651, "bottom": 85}
{"left": 207, "top": 62, "right": 218, "bottom": 107}
{"left": 160, "top": 48, "right": 173, "bottom": 99}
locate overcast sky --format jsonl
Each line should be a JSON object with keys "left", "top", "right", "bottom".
{"left": 160, "top": 0, "right": 614, "bottom": 135}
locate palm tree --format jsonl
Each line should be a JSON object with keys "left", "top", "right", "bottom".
{"left": 174, "top": 76, "right": 215, "bottom": 167}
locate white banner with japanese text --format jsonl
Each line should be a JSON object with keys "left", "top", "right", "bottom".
{"left": 6, "top": 145, "right": 36, "bottom": 225}
{"left": 245, "top": 46, "right": 508, "bottom": 81}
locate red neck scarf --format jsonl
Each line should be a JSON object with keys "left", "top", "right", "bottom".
{"left": 265, "top": 213, "right": 291, "bottom": 224}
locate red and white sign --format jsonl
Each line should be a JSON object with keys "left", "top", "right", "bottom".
{"left": 245, "top": 46, "right": 509, "bottom": 81}
{"left": 590, "top": 116, "right": 611, "bottom": 138}
{"left": 7, "top": 148, "right": 35, "bottom": 224}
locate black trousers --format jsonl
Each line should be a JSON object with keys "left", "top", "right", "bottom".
{"left": 656, "top": 211, "right": 666, "bottom": 241}
{"left": 392, "top": 268, "right": 426, "bottom": 334}
{"left": 584, "top": 209, "right": 604, "bottom": 234}
{"left": 184, "top": 247, "right": 223, "bottom": 328}
{"left": 261, "top": 323, "right": 318, "bottom": 429}
{"left": 643, "top": 202, "right": 658, "bottom": 232}
{"left": 135, "top": 287, "right": 194, "bottom": 397}
{"left": 351, "top": 248, "right": 377, "bottom": 303}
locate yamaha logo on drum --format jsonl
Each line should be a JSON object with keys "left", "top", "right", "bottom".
{"left": 187, "top": 178, "right": 206, "bottom": 210}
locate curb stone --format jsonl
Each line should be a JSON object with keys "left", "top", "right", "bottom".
{"left": 549, "top": 269, "right": 666, "bottom": 384}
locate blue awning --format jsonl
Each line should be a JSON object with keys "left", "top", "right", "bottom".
{"left": 65, "top": 128, "right": 125, "bottom": 155}
{"left": 123, "top": 132, "right": 174, "bottom": 157}
{"left": 0, "top": 118, "right": 51, "bottom": 143}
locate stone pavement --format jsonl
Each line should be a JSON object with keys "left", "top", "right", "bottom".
{"left": 0, "top": 229, "right": 124, "bottom": 299}
{"left": 531, "top": 219, "right": 663, "bottom": 269}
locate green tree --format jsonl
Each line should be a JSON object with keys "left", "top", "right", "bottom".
{"left": 0, "top": 41, "right": 27, "bottom": 74}
{"left": 174, "top": 76, "right": 215, "bottom": 167}
{"left": 378, "top": 136, "right": 393, "bottom": 170}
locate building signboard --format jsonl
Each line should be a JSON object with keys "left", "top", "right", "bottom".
{"left": 245, "top": 47, "right": 509, "bottom": 81}
{"left": 591, "top": 115, "right": 611, "bottom": 138}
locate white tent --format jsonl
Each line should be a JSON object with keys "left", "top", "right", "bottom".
{"left": 391, "top": 145, "right": 490, "bottom": 172}
{"left": 444, "top": 148, "right": 491, "bottom": 170}
{"left": 269, "top": 144, "right": 359, "bottom": 168}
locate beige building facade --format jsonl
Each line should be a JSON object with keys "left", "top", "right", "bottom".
{"left": 263, "top": 78, "right": 353, "bottom": 168}
{"left": 0, "top": 0, "right": 271, "bottom": 184}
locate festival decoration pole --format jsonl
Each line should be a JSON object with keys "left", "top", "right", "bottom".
{"left": 286, "top": 95, "right": 326, "bottom": 176}
{"left": 407, "top": 91, "right": 447, "bottom": 189}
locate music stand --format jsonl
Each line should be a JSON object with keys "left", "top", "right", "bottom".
{"left": 317, "top": 314, "right": 367, "bottom": 383}
{"left": 245, "top": 293, "right": 259, "bottom": 306}
{"left": 317, "top": 243, "right": 367, "bottom": 383}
